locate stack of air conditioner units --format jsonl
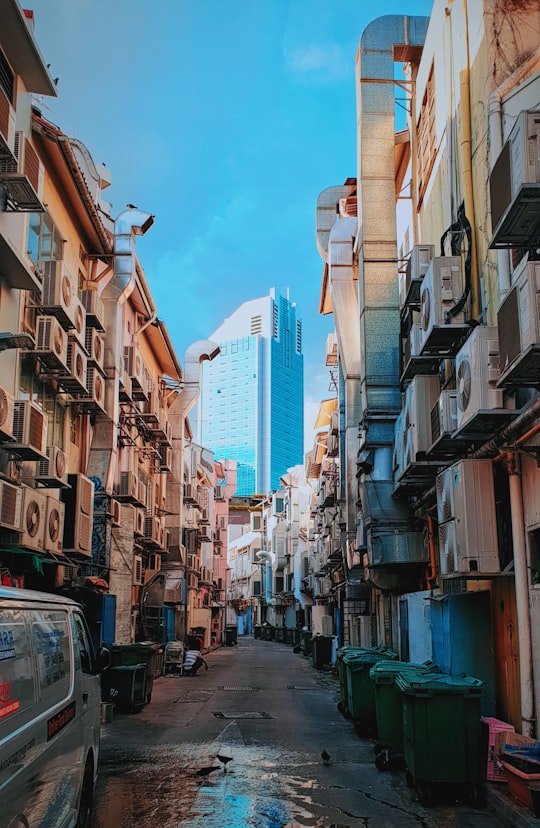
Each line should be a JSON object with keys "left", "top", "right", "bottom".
{"left": 436, "top": 459, "right": 500, "bottom": 576}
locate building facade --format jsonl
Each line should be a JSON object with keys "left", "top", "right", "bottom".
{"left": 198, "top": 288, "right": 304, "bottom": 495}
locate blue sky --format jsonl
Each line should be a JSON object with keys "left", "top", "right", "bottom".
{"left": 31, "top": 0, "right": 433, "bottom": 448}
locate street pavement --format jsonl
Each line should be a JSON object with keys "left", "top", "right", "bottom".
{"left": 90, "top": 637, "right": 539, "bottom": 828}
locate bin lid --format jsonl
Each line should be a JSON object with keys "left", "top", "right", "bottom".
{"left": 343, "top": 649, "right": 398, "bottom": 669}
{"left": 395, "top": 672, "right": 484, "bottom": 695}
{"left": 370, "top": 659, "right": 440, "bottom": 684}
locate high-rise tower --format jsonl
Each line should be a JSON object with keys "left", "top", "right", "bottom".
{"left": 198, "top": 288, "right": 304, "bottom": 495}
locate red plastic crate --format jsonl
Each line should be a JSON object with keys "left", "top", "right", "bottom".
{"left": 481, "top": 717, "right": 515, "bottom": 782}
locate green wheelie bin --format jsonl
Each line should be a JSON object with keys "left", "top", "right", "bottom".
{"left": 342, "top": 647, "right": 398, "bottom": 736}
{"left": 370, "top": 660, "right": 440, "bottom": 770}
{"left": 302, "top": 630, "right": 313, "bottom": 657}
{"left": 275, "top": 626, "right": 286, "bottom": 643}
{"left": 395, "top": 671, "right": 484, "bottom": 805}
{"left": 312, "top": 634, "right": 334, "bottom": 670}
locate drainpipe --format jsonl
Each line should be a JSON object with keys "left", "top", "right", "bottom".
{"left": 504, "top": 452, "right": 535, "bottom": 737}
{"left": 458, "top": 0, "right": 480, "bottom": 320}
{"left": 255, "top": 551, "right": 274, "bottom": 604}
{"left": 87, "top": 206, "right": 155, "bottom": 491}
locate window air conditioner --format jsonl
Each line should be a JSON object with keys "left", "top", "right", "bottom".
{"left": 148, "top": 553, "right": 162, "bottom": 572}
{"left": 0, "top": 131, "right": 44, "bottom": 211}
{"left": 489, "top": 109, "right": 540, "bottom": 249}
{"left": 117, "top": 470, "right": 140, "bottom": 503}
{"left": 497, "top": 260, "right": 540, "bottom": 387}
{"left": 35, "top": 315, "right": 69, "bottom": 371}
{"left": 83, "top": 367, "right": 106, "bottom": 413}
{"left": 36, "top": 445, "right": 68, "bottom": 487}
{"left": 157, "top": 444, "right": 172, "bottom": 473}
{"left": 71, "top": 299, "right": 86, "bottom": 346}
{"left": 43, "top": 496, "right": 65, "bottom": 554}
{"left": 435, "top": 460, "right": 499, "bottom": 575}
{"left": 214, "top": 484, "right": 224, "bottom": 500}
{"left": 111, "top": 499, "right": 122, "bottom": 527}
{"left": 10, "top": 400, "right": 48, "bottom": 460}
{"left": 428, "top": 390, "right": 458, "bottom": 457}
{"left": 134, "top": 508, "right": 145, "bottom": 536}
{"left": 419, "top": 257, "right": 468, "bottom": 356}
{"left": 0, "top": 386, "right": 15, "bottom": 441}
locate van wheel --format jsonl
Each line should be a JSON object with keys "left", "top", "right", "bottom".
{"left": 76, "top": 759, "right": 94, "bottom": 828}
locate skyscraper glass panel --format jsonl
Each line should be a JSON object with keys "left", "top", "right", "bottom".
{"left": 198, "top": 289, "right": 303, "bottom": 496}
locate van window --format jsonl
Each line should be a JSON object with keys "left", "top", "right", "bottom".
{"left": 0, "top": 608, "right": 35, "bottom": 739}
{"left": 32, "top": 610, "right": 71, "bottom": 710}
{"left": 71, "top": 612, "right": 94, "bottom": 674}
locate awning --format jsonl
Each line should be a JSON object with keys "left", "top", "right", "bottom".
{"left": 313, "top": 398, "right": 337, "bottom": 429}
{"left": 230, "top": 531, "right": 261, "bottom": 551}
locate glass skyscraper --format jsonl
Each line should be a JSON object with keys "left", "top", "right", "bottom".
{"left": 198, "top": 288, "right": 304, "bottom": 496}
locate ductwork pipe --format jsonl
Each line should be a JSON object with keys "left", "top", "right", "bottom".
{"left": 88, "top": 206, "right": 155, "bottom": 492}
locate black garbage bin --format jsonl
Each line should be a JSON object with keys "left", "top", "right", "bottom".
{"left": 105, "top": 664, "right": 147, "bottom": 713}
{"left": 254, "top": 625, "right": 262, "bottom": 639}
{"left": 312, "top": 634, "right": 334, "bottom": 670}
{"left": 225, "top": 625, "right": 238, "bottom": 646}
{"left": 108, "top": 642, "right": 161, "bottom": 704}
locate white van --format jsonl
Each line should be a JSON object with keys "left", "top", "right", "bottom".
{"left": 0, "top": 586, "right": 110, "bottom": 828}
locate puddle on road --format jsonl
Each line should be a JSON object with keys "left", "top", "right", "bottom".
{"left": 90, "top": 742, "right": 339, "bottom": 828}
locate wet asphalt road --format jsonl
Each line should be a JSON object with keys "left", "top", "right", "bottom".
{"left": 90, "top": 637, "right": 507, "bottom": 828}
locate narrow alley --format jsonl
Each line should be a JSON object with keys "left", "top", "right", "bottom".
{"left": 90, "top": 638, "right": 511, "bottom": 828}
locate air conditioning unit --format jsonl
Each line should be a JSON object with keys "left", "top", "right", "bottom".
{"left": 138, "top": 480, "right": 147, "bottom": 509}
{"left": 117, "top": 470, "right": 139, "bottom": 503}
{"left": 15, "top": 486, "right": 47, "bottom": 551}
{"left": 419, "top": 257, "right": 468, "bottom": 356}
{"left": 133, "top": 555, "right": 143, "bottom": 585}
{"left": 81, "top": 288, "right": 105, "bottom": 330}
{"left": 402, "top": 375, "right": 440, "bottom": 462}
{"left": 35, "top": 315, "right": 69, "bottom": 371}
{"left": 81, "top": 367, "right": 106, "bottom": 414}
{"left": 497, "top": 260, "right": 540, "bottom": 387}
{"left": 61, "top": 473, "right": 94, "bottom": 556}
{"left": 214, "top": 484, "right": 224, "bottom": 500}
{"left": 489, "top": 109, "right": 540, "bottom": 249}
{"left": 157, "top": 444, "right": 172, "bottom": 473}
{"left": 10, "top": 400, "right": 48, "bottom": 460}
{"left": 134, "top": 508, "right": 145, "bottom": 536}
{"left": 41, "top": 261, "right": 78, "bottom": 331}
{"left": 455, "top": 327, "right": 503, "bottom": 432}
{"left": 0, "top": 386, "right": 15, "bottom": 441}
{"left": 148, "top": 553, "right": 162, "bottom": 572}
{"left": 111, "top": 499, "right": 122, "bottom": 526}
{"left": 393, "top": 409, "right": 406, "bottom": 480}
{"left": 0, "top": 131, "right": 44, "bottom": 211}
{"left": 429, "top": 390, "right": 458, "bottom": 450}
{"left": 36, "top": 445, "right": 68, "bottom": 487}
{"left": 399, "top": 244, "right": 435, "bottom": 308}
{"left": 187, "top": 554, "right": 199, "bottom": 571}
{"left": 71, "top": 299, "right": 86, "bottom": 346}
{"left": 85, "top": 328, "right": 105, "bottom": 372}
{"left": 183, "top": 483, "right": 198, "bottom": 506}
{"left": 199, "top": 507, "right": 210, "bottom": 525}
{"left": 124, "top": 345, "right": 148, "bottom": 401}
{"left": 161, "top": 420, "right": 173, "bottom": 446}
{"left": 0, "top": 86, "right": 16, "bottom": 161}
{"left": 435, "top": 460, "right": 499, "bottom": 575}
{"left": 62, "top": 340, "right": 87, "bottom": 394}
{"left": 0, "top": 480, "right": 23, "bottom": 531}
{"left": 43, "top": 496, "right": 65, "bottom": 554}
{"left": 143, "top": 515, "right": 165, "bottom": 549}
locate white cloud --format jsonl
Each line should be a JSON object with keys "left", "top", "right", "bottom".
{"left": 285, "top": 42, "right": 349, "bottom": 82}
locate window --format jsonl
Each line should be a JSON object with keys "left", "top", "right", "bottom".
{"left": 416, "top": 63, "right": 436, "bottom": 207}
{"left": 272, "top": 302, "right": 279, "bottom": 338}
{"left": 296, "top": 320, "right": 302, "bottom": 353}
{"left": 27, "top": 212, "right": 64, "bottom": 269}
{"left": 0, "top": 47, "right": 14, "bottom": 104}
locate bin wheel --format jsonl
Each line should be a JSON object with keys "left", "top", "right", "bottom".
{"left": 417, "top": 781, "right": 433, "bottom": 806}
{"left": 374, "top": 750, "right": 390, "bottom": 771}
{"left": 353, "top": 720, "right": 366, "bottom": 736}
{"left": 373, "top": 742, "right": 383, "bottom": 755}
{"left": 405, "top": 769, "right": 414, "bottom": 788}
{"left": 337, "top": 701, "right": 345, "bottom": 715}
